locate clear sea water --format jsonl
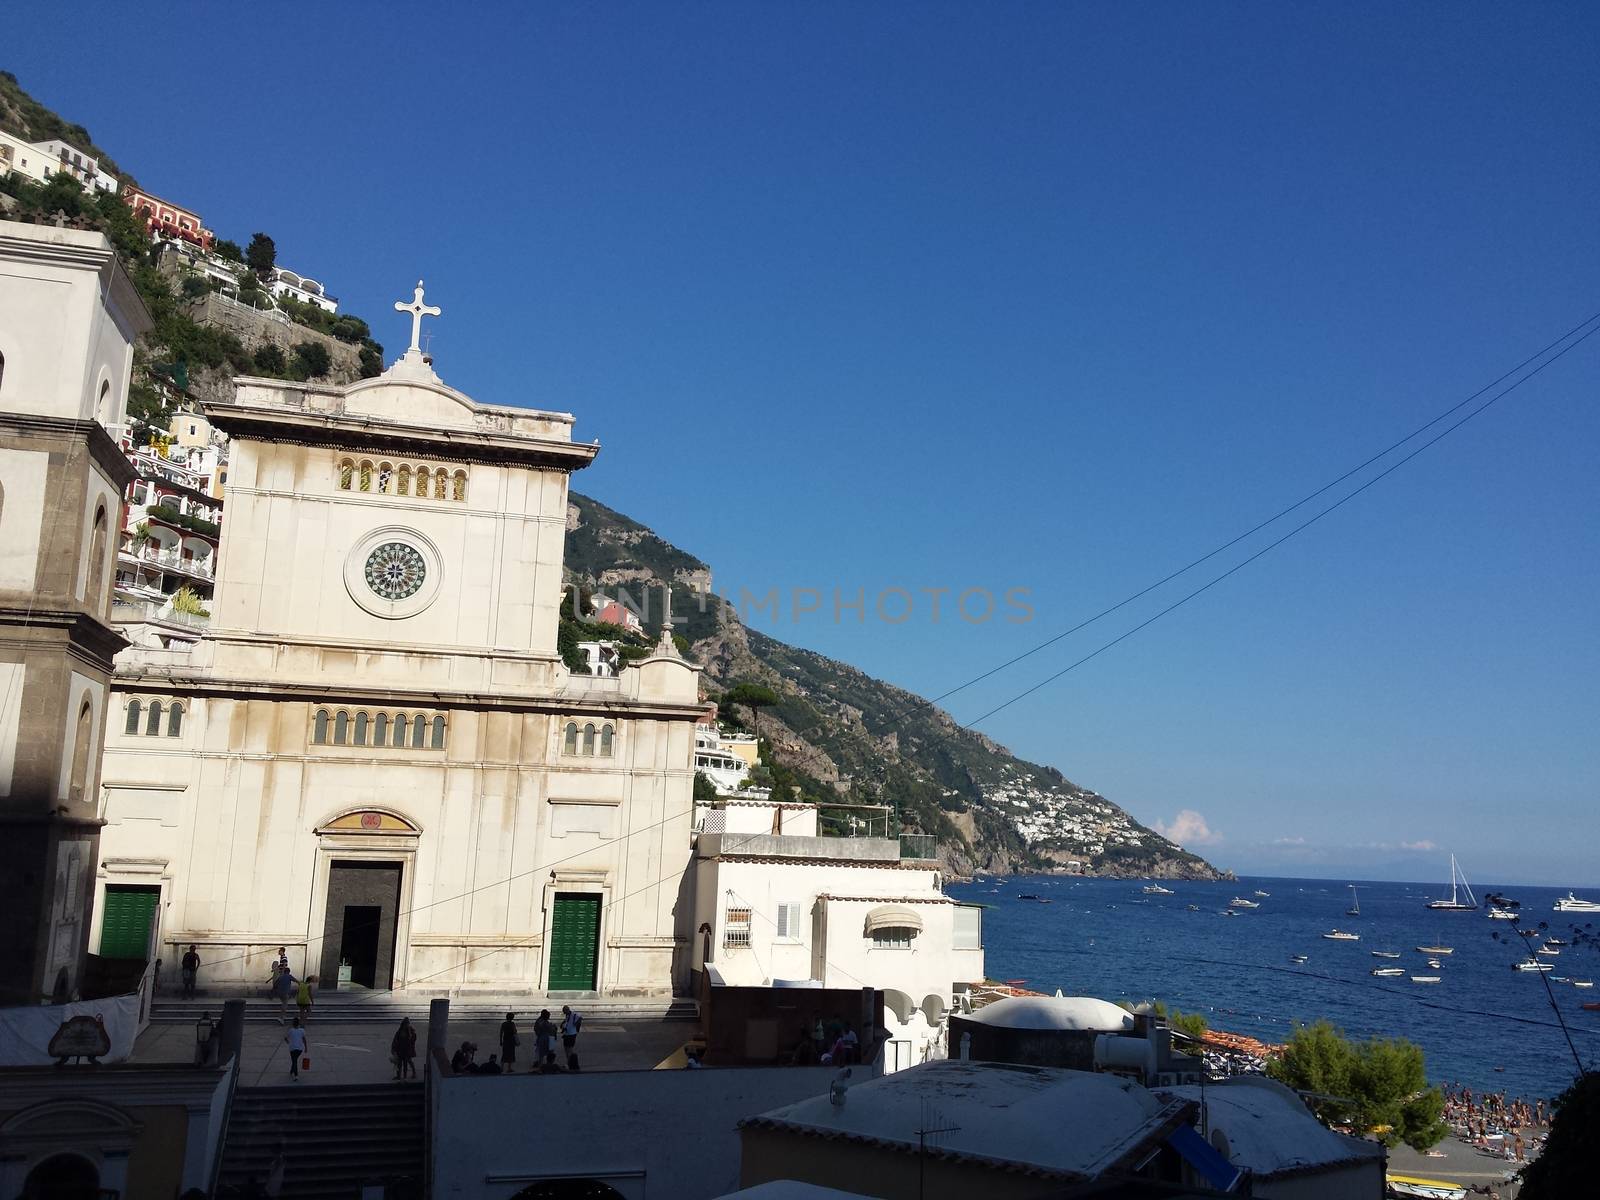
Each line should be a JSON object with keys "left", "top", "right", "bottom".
{"left": 946, "top": 874, "right": 1600, "bottom": 1102}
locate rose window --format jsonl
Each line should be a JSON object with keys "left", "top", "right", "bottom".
{"left": 363, "top": 542, "right": 426, "bottom": 600}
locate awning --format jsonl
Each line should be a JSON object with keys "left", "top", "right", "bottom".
{"left": 1167, "top": 1123, "right": 1243, "bottom": 1192}
{"left": 863, "top": 905, "right": 924, "bottom": 935}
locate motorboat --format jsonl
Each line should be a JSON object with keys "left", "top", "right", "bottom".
{"left": 1253, "top": 889, "right": 1270, "bottom": 897}
{"left": 1426, "top": 958, "right": 1443, "bottom": 969}
{"left": 1555, "top": 892, "right": 1600, "bottom": 913}
{"left": 1487, "top": 909, "right": 1518, "bottom": 920}
{"left": 1323, "top": 930, "right": 1360, "bottom": 941}
{"left": 1371, "top": 967, "right": 1405, "bottom": 977}
{"left": 1426, "top": 854, "right": 1478, "bottom": 910}
{"left": 1572, "top": 980, "right": 1594, "bottom": 989}
{"left": 1514, "top": 960, "right": 1554, "bottom": 972}
{"left": 1537, "top": 945, "right": 1561, "bottom": 957}
{"left": 1386, "top": 1174, "right": 1467, "bottom": 1199}
{"left": 1220, "top": 909, "right": 1239, "bottom": 917}
{"left": 1545, "top": 938, "right": 1568, "bottom": 947}
{"left": 1583, "top": 1001, "right": 1600, "bottom": 1012}
{"left": 1411, "top": 976, "right": 1441, "bottom": 984}
{"left": 1186, "top": 904, "right": 1200, "bottom": 911}
{"left": 1229, "top": 897, "right": 1260, "bottom": 909}
{"left": 1142, "top": 883, "right": 1175, "bottom": 895}
{"left": 1371, "top": 950, "right": 1402, "bottom": 959}
{"left": 1289, "top": 953, "right": 1309, "bottom": 964}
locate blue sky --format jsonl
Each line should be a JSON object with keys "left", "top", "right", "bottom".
{"left": 11, "top": 3, "right": 1598, "bottom": 885}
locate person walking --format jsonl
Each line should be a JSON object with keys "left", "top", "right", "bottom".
{"left": 561, "top": 1005, "right": 583, "bottom": 1071}
{"left": 498, "top": 1012, "right": 520, "bottom": 1072}
{"left": 285, "top": 1019, "right": 308, "bottom": 1081}
{"left": 270, "top": 966, "right": 297, "bottom": 1024}
{"left": 180, "top": 944, "right": 202, "bottom": 998}
{"left": 533, "top": 1009, "right": 556, "bottom": 1071}
{"left": 295, "top": 975, "right": 315, "bottom": 1025}
{"left": 391, "top": 1017, "right": 417, "bottom": 1081}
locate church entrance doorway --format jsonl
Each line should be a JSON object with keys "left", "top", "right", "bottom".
{"left": 319, "top": 862, "right": 401, "bottom": 990}
{"left": 547, "top": 893, "right": 601, "bottom": 991}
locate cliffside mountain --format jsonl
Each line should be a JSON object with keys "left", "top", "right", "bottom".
{"left": 566, "top": 492, "right": 1229, "bottom": 881}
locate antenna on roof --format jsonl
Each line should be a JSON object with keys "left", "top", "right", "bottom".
{"left": 914, "top": 1099, "right": 960, "bottom": 1198}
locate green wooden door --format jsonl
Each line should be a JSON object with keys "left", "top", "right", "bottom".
{"left": 547, "top": 893, "right": 601, "bottom": 990}
{"left": 99, "top": 886, "right": 159, "bottom": 959}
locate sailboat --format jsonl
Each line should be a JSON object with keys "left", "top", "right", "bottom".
{"left": 1346, "top": 885, "right": 1361, "bottom": 917}
{"left": 1426, "top": 855, "right": 1477, "bottom": 911}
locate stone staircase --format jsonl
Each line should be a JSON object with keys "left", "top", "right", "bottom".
{"left": 217, "top": 1083, "right": 424, "bottom": 1199}
{"left": 153, "top": 993, "right": 699, "bottom": 1025}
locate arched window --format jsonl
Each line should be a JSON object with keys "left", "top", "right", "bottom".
{"left": 377, "top": 463, "right": 392, "bottom": 494}
{"left": 359, "top": 461, "right": 373, "bottom": 492}
{"left": 563, "top": 722, "right": 578, "bottom": 754}
{"left": 430, "top": 715, "right": 446, "bottom": 749}
{"left": 412, "top": 714, "right": 426, "bottom": 748}
{"left": 374, "top": 713, "right": 388, "bottom": 745}
{"left": 146, "top": 700, "right": 163, "bottom": 736}
{"left": 600, "top": 724, "right": 614, "bottom": 756}
{"left": 69, "top": 699, "right": 93, "bottom": 803}
{"left": 434, "top": 470, "right": 447, "bottom": 500}
{"left": 313, "top": 709, "right": 329, "bottom": 744}
{"left": 354, "top": 712, "right": 369, "bottom": 745}
{"left": 394, "top": 713, "right": 408, "bottom": 746}
{"left": 88, "top": 506, "right": 108, "bottom": 610}
{"left": 338, "top": 459, "right": 354, "bottom": 489}
{"left": 125, "top": 699, "right": 142, "bottom": 736}
{"left": 334, "top": 711, "right": 349, "bottom": 744}
{"left": 415, "top": 468, "right": 430, "bottom": 498}
{"left": 452, "top": 470, "right": 467, "bottom": 501}
{"left": 582, "top": 723, "right": 597, "bottom": 756}
{"left": 167, "top": 702, "right": 184, "bottom": 737}
{"left": 397, "top": 465, "right": 410, "bottom": 496}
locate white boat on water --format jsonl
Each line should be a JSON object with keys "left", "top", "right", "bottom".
{"left": 1515, "top": 960, "right": 1554, "bottom": 972}
{"left": 1572, "top": 980, "right": 1594, "bottom": 989}
{"left": 1417, "top": 943, "right": 1453, "bottom": 955}
{"left": 1426, "top": 854, "right": 1478, "bottom": 911}
{"left": 1537, "top": 946, "right": 1560, "bottom": 957}
{"left": 1371, "top": 967, "right": 1405, "bottom": 977}
{"left": 1142, "top": 883, "right": 1174, "bottom": 895}
{"left": 1487, "top": 909, "right": 1518, "bottom": 920}
{"left": 1290, "top": 954, "right": 1309, "bottom": 964}
{"left": 1253, "top": 889, "right": 1270, "bottom": 897}
{"left": 1411, "top": 975, "right": 1441, "bottom": 984}
{"left": 1545, "top": 938, "right": 1568, "bottom": 947}
{"left": 1426, "top": 958, "right": 1443, "bottom": 969}
{"left": 1229, "top": 897, "right": 1260, "bottom": 909}
{"left": 1387, "top": 1175, "right": 1467, "bottom": 1200}
{"left": 1323, "top": 929, "right": 1360, "bottom": 941}
{"left": 1346, "top": 884, "right": 1361, "bottom": 917}
{"left": 1554, "top": 892, "right": 1600, "bottom": 913}
{"left": 1372, "top": 950, "right": 1402, "bottom": 959}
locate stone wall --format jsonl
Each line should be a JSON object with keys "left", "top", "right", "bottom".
{"left": 181, "top": 292, "right": 363, "bottom": 382}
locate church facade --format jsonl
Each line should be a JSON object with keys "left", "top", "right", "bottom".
{"left": 95, "top": 298, "right": 703, "bottom": 996}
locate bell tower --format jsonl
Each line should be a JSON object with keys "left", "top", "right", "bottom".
{"left": 0, "top": 220, "right": 151, "bottom": 1003}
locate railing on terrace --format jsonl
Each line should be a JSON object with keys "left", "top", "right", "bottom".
{"left": 111, "top": 599, "right": 210, "bottom": 630}
{"left": 898, "top": 833, "right": 938, "bottom": 860}
{"left": 127, "top": 547, "right": 215, "bottom": 579}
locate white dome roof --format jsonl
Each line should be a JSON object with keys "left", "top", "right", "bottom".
{"left": 965, "top": 995, "right": 1134, "bottom": 1032}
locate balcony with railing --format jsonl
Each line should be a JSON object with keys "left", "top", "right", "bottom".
{"left": 111, "top": 599, "right": 210, "bottom": 631}
{"left": 695, "top": 800, "right": 940, "bottom": 867}
{"left": 118, "top": 545, "right": 215, "bottom": 582}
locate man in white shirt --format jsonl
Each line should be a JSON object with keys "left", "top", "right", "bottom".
{"left": 561, "top": 1005, "right": 583, "bottom": 1072}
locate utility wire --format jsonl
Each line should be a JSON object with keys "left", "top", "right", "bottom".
{"left": 962, "top": 318, "right": 1600, "bottom": 729}
{"left": 860, "top": 308, "right": 1600, "bottom": 738}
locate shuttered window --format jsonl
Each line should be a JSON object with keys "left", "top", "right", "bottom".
{"left": 954, "top": 904, "right": 983, "bottom": 950}
{"left": 775, "top": 901, "right": 802, "bottom": 942}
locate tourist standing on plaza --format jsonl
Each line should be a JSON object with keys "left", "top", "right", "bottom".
{"left": 285, "top": 1019, "right": 308, "bottom": 1081}
{"left": 180, "top": 944, "right": 201, "bottom": 998}
{"left": 295, "top": 975, "right": 315, "bottom": 1024}
{"left": 534, "top": 1009, "right": 557, "bottom": 1070}
{"left": 561, "top": 1005, "right": 583, "bottom": 1071}
{"left": 499, "top": 1012, "right": 520, "bottom": 1072}
{"left": 391, "top": 1018, "right": 417, "bottom": 1080}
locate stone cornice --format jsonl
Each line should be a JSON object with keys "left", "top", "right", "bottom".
{"left": 201, "top": 404, "right": 599, "bottom": 472}
{"left": 1, "top": 412, "right": 139, "bottom": 489}
{"left": 0, "top": 606, "right": 129, "bottom": 663}
{"left": 107, "top": 672, "right": 704, "bottom": 721}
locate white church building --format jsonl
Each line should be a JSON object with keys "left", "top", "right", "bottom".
{"left": 93, "top": 287, "right": 705, "bottom": 996}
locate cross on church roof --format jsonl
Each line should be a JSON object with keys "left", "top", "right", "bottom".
{"left": 395, "top": 280, "right": 441, "bottom": 356}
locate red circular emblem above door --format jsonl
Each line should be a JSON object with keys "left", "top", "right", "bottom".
{"left": 360, "top": 812, "right": 382, "bottom": 830}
